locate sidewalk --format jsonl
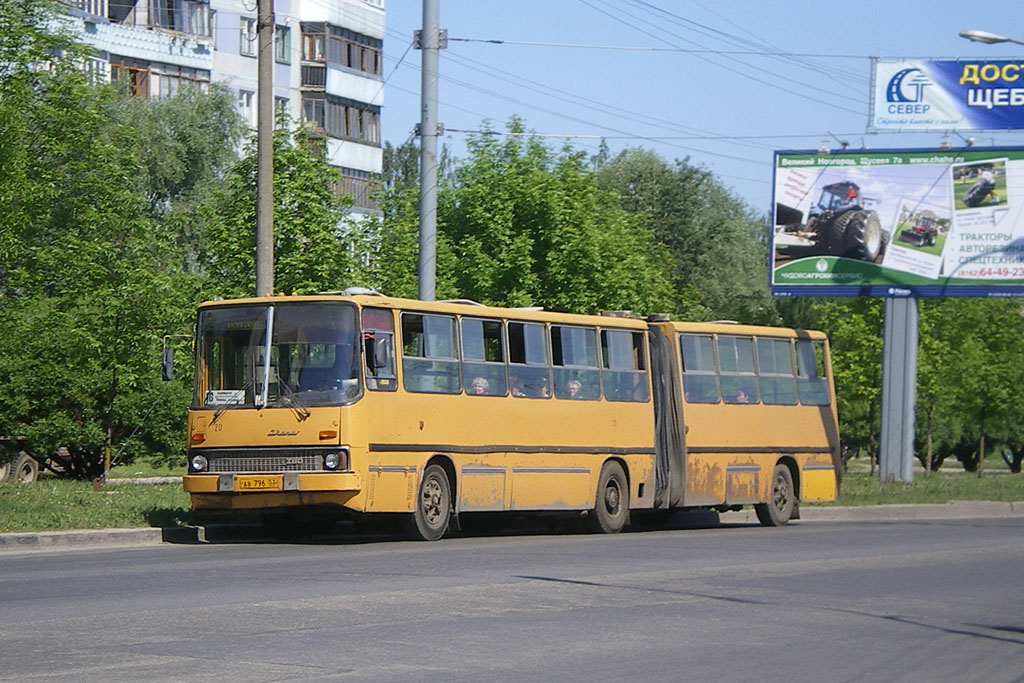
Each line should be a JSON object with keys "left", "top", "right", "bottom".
{"left": 2, "top": 500, "right": 1022, "bottom": 554}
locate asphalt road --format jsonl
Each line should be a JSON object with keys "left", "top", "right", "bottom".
{"left": 1, "top": 516, "right": 1022, "bottom": 682}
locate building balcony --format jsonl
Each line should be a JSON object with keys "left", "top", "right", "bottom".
{"left": 64, "top": 0, "right": 213, "bottom": 39}
{"left": 301, "top": 63, "right": 327, "bottom": 90}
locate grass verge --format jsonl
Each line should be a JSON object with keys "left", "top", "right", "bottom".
{"left": 815, "top": 471, "right": 1024, "bottom": 506}
{"left": 0, "top": 471, "right": 1021, "bottom": 534}
{"left": 0, "top": 480, "right": 194, "bottom": 533}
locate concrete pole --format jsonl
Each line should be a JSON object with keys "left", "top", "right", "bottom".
{"left": 255, "top": 0, "right": 275, "bottom": 297}
{"left": 417, "top": 0, "right": 442, "bottom": 301}
{"left": 879, "top": 297, "right": 918, "bottom": 482}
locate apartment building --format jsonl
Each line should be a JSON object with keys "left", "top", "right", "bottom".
{"left": 60, "top": 0, "right": 385, "bottom": 214}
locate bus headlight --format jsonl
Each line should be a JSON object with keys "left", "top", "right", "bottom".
{"left": 189, "top": 454, "right": 209, "bottom": 472}
{"left": 323, "top": 452, "right": 342, "bottom": 470}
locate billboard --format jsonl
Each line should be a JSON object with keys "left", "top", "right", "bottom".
{"left": 771, "top": 147, "right": 1024, "bottom": 298}
{"left": 871, "top": 59, "right": 1024, "bottom": 131}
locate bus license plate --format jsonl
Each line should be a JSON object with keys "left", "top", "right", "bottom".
{"left": 236, "top": 475, "right": 282, "bottom": 491}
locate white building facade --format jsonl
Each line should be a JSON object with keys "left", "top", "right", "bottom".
{"left": 60, "top": 0, "right": 385, "bottom": 214}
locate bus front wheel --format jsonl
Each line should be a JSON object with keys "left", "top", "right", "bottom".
{"left": 755, "top": 464, "right": 795, "bottom": 527}
{"left": 405, "top": 464, "right": 451, "bottom": 541}
{"left": 589, "top": 461, "right": 628, "bottom": 534}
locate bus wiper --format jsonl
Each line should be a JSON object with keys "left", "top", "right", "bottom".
{"left": 211, "top": 376, "right": 255, "bottom": 425}
{"left": 276, "top": 393, "right": 311, "bottom": 421}
{"left": 273, "top": 379, "right": 311, "bottom": 421}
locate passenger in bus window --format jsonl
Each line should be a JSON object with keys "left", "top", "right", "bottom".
{"left": 734, "top": 388, "right": 751, "bottom": 404}
{"left": 566, "top": 379, "right": 582, "bottom": 398}
{"left": 511, "top": 380, "right": 526, "bottom": 397}
{"left": 470, "top": 377, "right": 489, "bottom": 395}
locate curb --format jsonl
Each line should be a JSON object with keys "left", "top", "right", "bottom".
{"left": 2, "top": 501, "right": 1022, "bottom": 553}
{"left": 723, "top": 500, "right": 1024, "bottom": 524}
{"left": 0, "top": 524, "right": 265, "bottom": 553}
{"left": 106, "top": 477, "right": 182, "bottom": 486}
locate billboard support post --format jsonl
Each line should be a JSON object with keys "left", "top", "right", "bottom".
{"left": 879, "top": 297, "right": 918, "bottom": 482}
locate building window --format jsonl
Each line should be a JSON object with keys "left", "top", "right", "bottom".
{"left": 209, "top": 9, "right": 218, "bottom": 49}
{"left": 302, "top": 29, "right": 326, "bottom": 61}
{"left": 331, "top": 168, "right": 380, "bottom": 212}
{"left": 240, "top": 17, "right": 257, "bottom": 57}
{"left": 81, "top": 55, "right": 108, "bottom": 86}
{"left": 237, "top": 89, "right": 255, "bottom": 127}
{"left": 109, "top": 56, "right": 210, "bottom": 98}
{"left": 324, "top": 25, "right": 382, "bottom": 77}
{"left": 156, "top": 63, "right": 210, "bottom": 97}
{"left": 110, "top": 56, "right": 151, "bottom": 96}
{"left": 303, "top": 94, "right": 326, "bottom": 131}
{"left": 275, "top": 25, "right": 291, "bottom": 64}
{"left": 141, "top": 0, "right": 211, "bottom": 36}
{"left": 304, "top": 94, "right": 380, "bottom": 146}
{"left": 67, "top": 0, "right": 105, "bottom": 17}
{"left": 183, "top": 1, "right": 212, "bottom": 37}
{"left": 274, "top": 97, "right": 289, "bottom": 128}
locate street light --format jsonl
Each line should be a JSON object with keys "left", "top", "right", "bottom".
{"left": 959, "top": 29, "right": 1024, "bottom": 46}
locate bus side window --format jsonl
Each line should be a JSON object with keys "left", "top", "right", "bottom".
{"left": 796, "top": 339, "right": 830, "bottom": 406}
{"left": 756, "top": 337, "right": 797, "bottom": 405}
{"left": 551, "top": 325, "right": 599, "bottom": 400}
{"left": 362, "top": 307, "right": 397, "bottom": 391}
{"left": 718, "top": 335, "right": 758, "bottom": 404}
{"left": 508, "top": 321, "right": 550, "bottom": 398}
{"left": 402, "top": 313, "right": 460, "bottom": 394}
{"left": 680, "top": 333, "right": 719, "bottom": 403}
{"left": 461, "top": 317, "right": 507, "bottom": 396}
{"left": 601, "top": 329, "right": 649, "bottom": 402}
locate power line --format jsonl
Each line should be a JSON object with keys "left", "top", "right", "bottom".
{"left": 620, "top": 0, "right": 867, "bottom": 83}
{"left": 577, "top": 0, "right": 866, "bottom": 112}
{"left": 447, "top": 37, "right": 867, "bottom": 59}
{"left": 440, "top": 50, "right": 779, "bottom": 152}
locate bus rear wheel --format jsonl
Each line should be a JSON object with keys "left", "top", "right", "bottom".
{"left": 755, "top": 464, "right": 795, "bottom": 527}
{"left": 405, "top": 463, "right": 451, "bottom": 541}
{"left": 589, "top": 461, "right": 628, "bottom": 534}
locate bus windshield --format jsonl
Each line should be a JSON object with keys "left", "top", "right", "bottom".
{"left": 195, "top": 302, "right": 362, "bottom": 409}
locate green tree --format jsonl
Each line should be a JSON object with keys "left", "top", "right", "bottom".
{"left": 926, "top": 299, "right": 1024, "bottom": 475}
{"left": 374, "top": 120, "right": 674, "bottom": 314}
{"left": 806, "top": 299, "right": 885, "bottom": 468}
{"left": 200, "top": 127, "right": 367, "bottom": 297}
{"left": 0, "top": 2, "right": 244, "bottom": 474}
{"left": 0, "top": 81, "right": 207, "bottom": 474}
{"left": 367, "top": 139, "right": 452, "bottom": 298}
{"left": 596, "top": 148, "right": 777, "bottom": 323}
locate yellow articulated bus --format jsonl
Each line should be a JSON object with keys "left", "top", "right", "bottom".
{"left": 178, "top": 290, "right": 840, "bottom": 540}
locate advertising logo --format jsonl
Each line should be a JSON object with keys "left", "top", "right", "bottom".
{"left": 886, "top": 67, "right": 931, "bottom": 103}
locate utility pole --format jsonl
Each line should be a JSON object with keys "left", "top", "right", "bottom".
{"left": 416, "top": 0, "right": 445, "bottom": 301}
{"left": 255, "top": 0, "right": 275, "bottom": 297}
{"left": 879, "top": 297, "right": 918, "bottom": 482}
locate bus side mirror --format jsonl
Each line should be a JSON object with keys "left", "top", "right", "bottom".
{"left": 162, "top": 347, "right": 174, "bottom": 381}
{"left": 374, "top": 337, "right": 391, "bottom": 371}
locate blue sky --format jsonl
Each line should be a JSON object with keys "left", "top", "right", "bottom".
{"left": 378, "top": 0, "right": 1024, "bottom": 213}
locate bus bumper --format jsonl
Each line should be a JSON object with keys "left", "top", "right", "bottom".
{"left": 183, "top": 472, "right": 362, "bottom": 511}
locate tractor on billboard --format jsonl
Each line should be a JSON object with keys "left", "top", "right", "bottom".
{"left": 898, "top": 210, "right": 939, "bottom": 247}
{"left": 775, "top": 181, "right": 884, "bottom": 262}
